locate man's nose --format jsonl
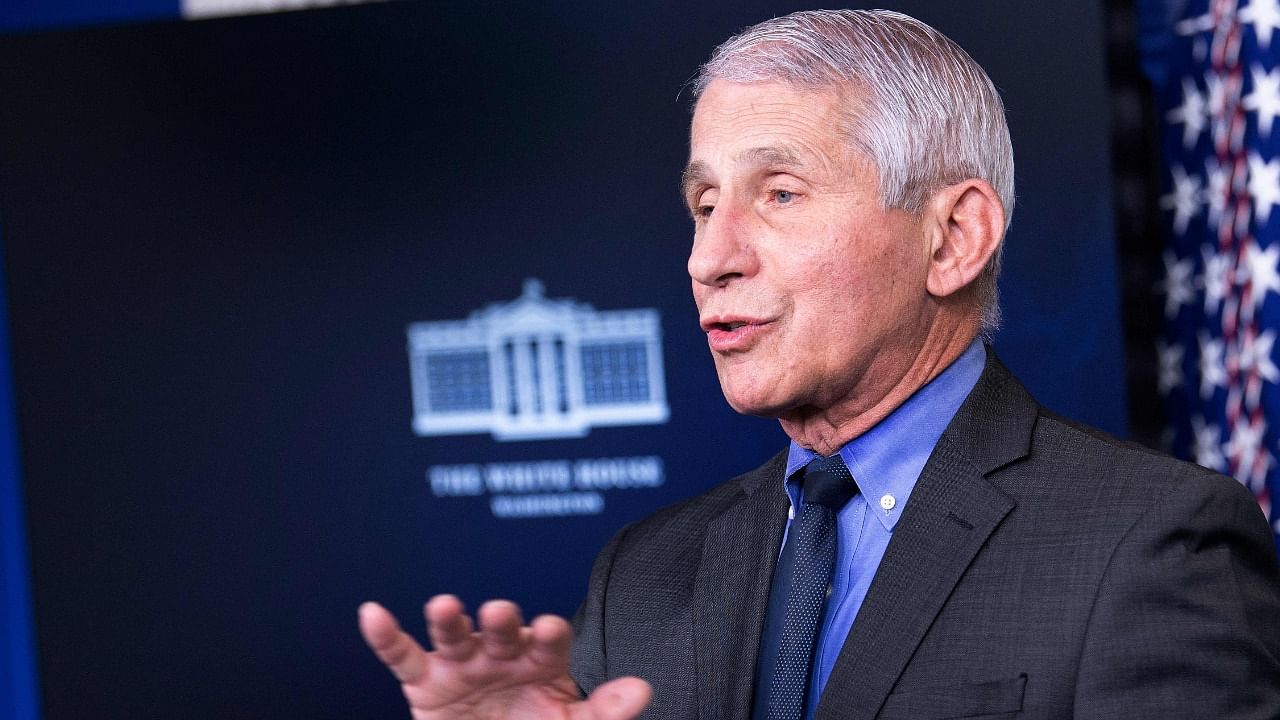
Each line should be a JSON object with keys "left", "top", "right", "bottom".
{"left": 687, "top": 202, "right": 758, "bottom": 288}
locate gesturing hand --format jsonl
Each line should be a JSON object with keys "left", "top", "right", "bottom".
{"left": 359, "top": 595, "right": 652, "bottom": 719}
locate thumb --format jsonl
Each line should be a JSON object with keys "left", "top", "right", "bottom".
{"left": 581, "top": 676, "right": 652, "bottom": 720}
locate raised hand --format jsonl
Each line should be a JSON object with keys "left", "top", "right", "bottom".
{"left": 359, "top": 595, "right": 651, "bottom": 719}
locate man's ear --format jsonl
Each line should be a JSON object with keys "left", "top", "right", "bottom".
{"left": 923, "top": 179, "right": 1005, "bottom": 298}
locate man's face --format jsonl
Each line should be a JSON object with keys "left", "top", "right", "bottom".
{"left": 684, "top": 79, "right": 937, "bottom": 423}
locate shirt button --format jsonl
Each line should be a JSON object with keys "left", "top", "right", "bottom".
{"left": 880, "top": 494, "right": 896, "bottom": 511}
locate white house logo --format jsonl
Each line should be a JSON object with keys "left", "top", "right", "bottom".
{"left": 407, "top": 279, "right": 669, "bottom": 441}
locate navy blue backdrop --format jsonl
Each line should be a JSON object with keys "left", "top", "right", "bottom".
{"left": 0, "top": 2, "right": 1123, "bottom": 718}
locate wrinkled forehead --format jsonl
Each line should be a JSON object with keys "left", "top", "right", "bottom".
{"left": 689, "top": 77, "right": 867, "bottom": 146}
{"left": 681, "top": 80, "right": 885, "bottom": 210}
{"left": 686, "top": 79, "right": 870, "bottom": 169}
{"left": 692, "top": 78, "right": 839, "bottom": 132}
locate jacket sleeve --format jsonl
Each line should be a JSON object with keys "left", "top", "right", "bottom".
{"left": 1074, "top": 471, "right": 1280, "bottom": 718}
{"left": 569, "top": 522, "right": 633, "bottom": 697}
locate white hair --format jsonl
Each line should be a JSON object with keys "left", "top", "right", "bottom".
{"left": 694, "top": 9, "right": 1014, "bottom": 334}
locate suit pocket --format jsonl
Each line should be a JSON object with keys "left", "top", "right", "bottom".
{"left": 876, "top": 673, "right": 1026, "bottom": 719}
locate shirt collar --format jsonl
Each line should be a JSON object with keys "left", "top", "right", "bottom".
{"left": 783, "top": 339, "right": 987, "bottom": 532}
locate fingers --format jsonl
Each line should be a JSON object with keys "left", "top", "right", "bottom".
{"left": 426, "top": 595, "right": 530, "bottom": 663}
{"left": 358, "top": 601, "right": 429, "bottom": 684}
{"left": 527, "top": 613, "right": 574, "bottom": 670}
{"left": 368, "top": 596, "right": 571, "bottom": 677}
{"left": 477, "top": 600, "right": 526, "bottom": 661}
{"left": 580, "top": 677, "right": 653, "bottom": 720}
{"left": 425, "top": 594, "right": 476, "bottom": 662}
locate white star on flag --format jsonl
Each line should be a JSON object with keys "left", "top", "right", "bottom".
{"left": 1199, "top": 331, "right": 1230, "bottom": 399}
{"left": 1245, "top": 64, "right": 1280, "bottom": 137}
{"left": 1248, "top": 151, "right": 1280, "bottom": 226}
{"left": 1241, "top": 440, "right": 1275, "bottom": 489}
{"left": 1240, "top": 328, "right": 1280, "bottom": 383}
{"left": 1225, "top": 415, "right": 1270, "bottom": 481}
{"left": 1204, "top": 157, "right": 1229, "bottom": 226}
{"left": 1158, "top": 250, "right": 1197, "bottom": 318}
{"left": 1244, "top": 240, "right": 1280, "bottom": 311}
{"left": 1206, "top": 71, "right": 1228, "bottom": 118}
{"left": 1157, "top": 339, "right": 1185, "bottom": 395}
{"left": 1192, "top": 415, "right": 1227, "bottom": 471}
{"left": 1248, "top": 446, "right": 1275, "bottom": 488}
{"left": 1175, "top": 10, "right": 1216, "bottom": 37}
{"left": 1202, "top": 246, "right": 1234, "bottom": 316}
{"left": 1162, "top": 164, "right": 1203, "bottom": 233}
{"left": 1241, "top": 0, "right": 1280, "bottom": 51}
{"left": 1169, "top": 75, "right": 1209, "bottom": 147}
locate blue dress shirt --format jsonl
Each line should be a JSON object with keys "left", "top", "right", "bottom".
{"left": 778, "top": 339, "right": 986, "bottom": 719}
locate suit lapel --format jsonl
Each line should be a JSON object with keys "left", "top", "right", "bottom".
{"left": 693, "top": 452, "right": 789, "bottom": 720}
{"left": 815, "top": 351, "right": 1038, "bottom": 720}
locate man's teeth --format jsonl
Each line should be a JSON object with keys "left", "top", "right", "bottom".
{"left": 727, "top": 322, "right": 746, "bottom": 330}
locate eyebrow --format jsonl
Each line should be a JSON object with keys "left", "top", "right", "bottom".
{"left": 680, "top": 161, "right": 711, "bottom": 204}
{"left": 680, "top": 145, "right": 807, "bottom": 203}
{"left": 734, "top": 145, "right": 803, "bottom": 169}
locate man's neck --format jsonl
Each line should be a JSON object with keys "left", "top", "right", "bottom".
{"left": 778, "top": 322, "right": 979, "bottom": 456}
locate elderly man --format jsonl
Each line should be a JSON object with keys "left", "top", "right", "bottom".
{"left": 359, "top": 9, "right": 1280, "bottom": 719}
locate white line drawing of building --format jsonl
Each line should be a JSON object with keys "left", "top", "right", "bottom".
{"left": 407, "top": 279, "right": 669, "bottom": 441}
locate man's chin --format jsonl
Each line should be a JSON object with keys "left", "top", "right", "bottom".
{"left": 719, "top": 386, "right": 792, "bottom": 419}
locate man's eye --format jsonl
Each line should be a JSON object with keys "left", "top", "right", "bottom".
{"left": 773, "top": 190, "right": 795, "bottom": 204}
{"left": 694, "top": 205, "right": 714, "bottom": 219}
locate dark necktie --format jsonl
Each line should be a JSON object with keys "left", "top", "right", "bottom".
{"left": 755, "top": 454, "right": 859, "bottom": 720}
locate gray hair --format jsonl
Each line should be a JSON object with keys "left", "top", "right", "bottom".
{"left": 694, "top": 9, "right": 1014, "bottom": 334}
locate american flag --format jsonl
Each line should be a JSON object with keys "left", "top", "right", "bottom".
{"left": 1144, "top": 0, "right": 1280, "bottom": 551}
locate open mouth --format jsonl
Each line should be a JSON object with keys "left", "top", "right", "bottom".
{"left": 703, "top": 318, "right": 773, "bottom": 351}
{"left": 703, "top": 317, "right": 766, "bottom": 332}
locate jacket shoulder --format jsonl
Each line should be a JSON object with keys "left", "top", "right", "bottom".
{"left": 614, "top": 450, "right": 786, "bottom": 550}
{"left": 1028, "top": 408, "right": 1248, "bottom": 502}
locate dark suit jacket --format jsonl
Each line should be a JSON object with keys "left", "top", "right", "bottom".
{"left": 570, "top": 351, "right": 1280, "bottom": 719}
